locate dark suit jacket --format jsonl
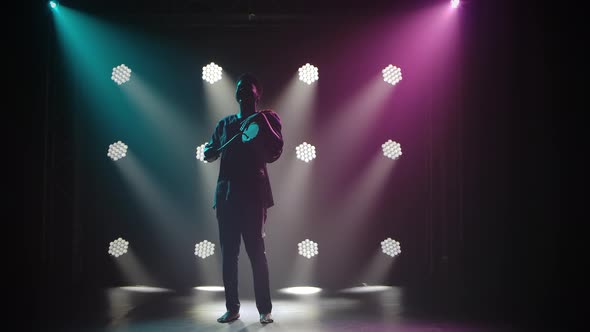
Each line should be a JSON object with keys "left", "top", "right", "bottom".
{"left": 203, "top": 110, "right": 283, "bottom": 209}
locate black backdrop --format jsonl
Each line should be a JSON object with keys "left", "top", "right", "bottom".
{"left": 28, "top": 0, "right": 559, "bottom": 327}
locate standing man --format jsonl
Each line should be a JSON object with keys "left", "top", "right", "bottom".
{"left": 204, "top": 73, "right": 283, "bottom": 324}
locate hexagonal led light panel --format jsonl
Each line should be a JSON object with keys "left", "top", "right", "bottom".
{"left": 107, "top": 141, "right": 128, "bottom": 161}
{"left": 298, "top": 63, "right": 319, "bottom": 85}
{"left": 108, "top": 237, "right": 129, "bottom": 257}
{"left": 295, "top": 142, "right": 316, "bottom": 163}
{"left": 381, "top": 140, "right": 402, "bottom": 160}
{"left": 298, "top": 239, "right": 319, "bottom": 259}
{"left": 194, "top": 240, "right": 216, "bottom": 259}
{"left": 111, "top": 64, "right": 132, "bottom": 85}
{"left": 381, "top": 238, "right": 401, "bottom": 257}
{"left": 202, "top": 62, "right": 223, "bottom": 84}
{"left": 195, "top": 142, "right": 208, "bottom": 163}
{"left": 382, "top": 65, "right": 402, "bottom": 86}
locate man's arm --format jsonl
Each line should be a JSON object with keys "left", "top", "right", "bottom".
{"left": 259, "top": 110, "right": 283, "bottom": 163}
{"left": 203, "top": 120, "right": 222, "bottom": 162}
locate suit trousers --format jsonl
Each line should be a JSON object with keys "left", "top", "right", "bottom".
{"left": 216, "top": 199, "right": 272, "bottom": 314}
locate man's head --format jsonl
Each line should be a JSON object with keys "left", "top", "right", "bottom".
{"left": 235, "top": 73, "right": 262, "bottom": 105}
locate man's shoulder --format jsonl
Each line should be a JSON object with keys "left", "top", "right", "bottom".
{"left": 259, "top": 109, "right": 281, "bottom": 120}
{"left": 218, "top": 114, "right": 238, "bottom": 126}
{"left": 259, "top": 109, "right": 278, "bottom": 115}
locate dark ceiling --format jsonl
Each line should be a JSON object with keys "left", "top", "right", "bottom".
{"left": 48, "top": 0, "right": 439, "bottom": 16}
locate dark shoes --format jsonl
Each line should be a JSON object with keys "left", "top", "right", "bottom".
{"left": 217, "top": 311, "right": 273, "bottom": 324}
{"left": 217, "top": 311, "right": 240, "bottom": 323}
{"left": 259, "top": 312, "right": 274, "bottom": 324}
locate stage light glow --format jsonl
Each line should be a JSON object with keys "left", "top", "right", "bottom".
{"left": 119, "top": 286, "right": 171, "bottom": 293}
{"left": 278, "top": 286, "right": 322, "bottom": 295}
{"left": 202, "top": 62, "right": 223, "bottom": 84}
{"left": 194, "top": 240, "right": 216, "bottom": 259}
{"left": 340, "top": 285, "right": 393, "bottom": 293}
{"left": 382, "top": 65, "right": 403, "bottom": 86}
{"left": 451, "top": 0, "right": 460, "bottom": 9}
{"left": 381, "top": 238, "right": 401, "bottom": 257}
{"left": 295, "top": 142, "right": 316, "bottom": 163}
{"left": 111, "top": 64, "right": 132, "bottom": 85}
{"left": 107, "top": 141, "right": 128, "bottom": 161}
{"left": 381, "top": 140, "right": 402, "bottom": 160}
{"left": 298, "top": 239, "right": 319, "bottom": 259}
{"left": 195, "top": 143, "right": 208, "bottom": 163}
{"left": 194, "top": 286, "right": 225, "bottom": 292}
{"left": 298, "top": 63, "right": 319, "bottom": 85}
{"left": 49, "top": 1, "right": 58, "bottom": 9}
{"left": 108, "top": 237, "right": 129, "bottom": 257}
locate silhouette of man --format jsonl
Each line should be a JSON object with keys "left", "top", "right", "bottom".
{"left": 203, "top": 73, "right": 283, "bottom": 324}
